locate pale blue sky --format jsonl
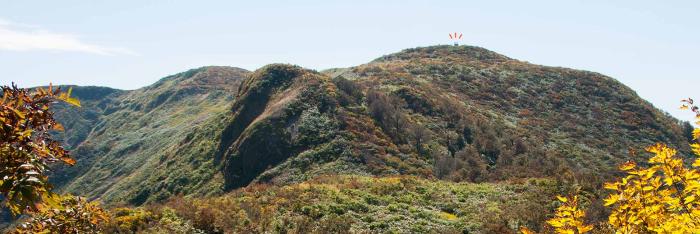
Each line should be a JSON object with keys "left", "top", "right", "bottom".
{"left": 0, "top": 1, "right": 698, "bottom": 121}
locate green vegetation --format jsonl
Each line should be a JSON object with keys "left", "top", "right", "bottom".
{"left": 2, "top": 45, "right": 694, "bottom": 232}
{"left": 95, "top": 176, "right": 562, "bottom": 233}
{"left": 50, "top": 66, "right": 249, "bottom": 205}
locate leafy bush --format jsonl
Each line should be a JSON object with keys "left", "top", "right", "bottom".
{"left": 293, "top": 107, "right": 338, "bottom": 146}
{"left": 0, "top": 84, "right": 80, "bottom": 215}
{"left": 12, "top": 195, "right": 108, "bottom": 234}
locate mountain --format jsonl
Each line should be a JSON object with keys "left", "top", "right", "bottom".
{"left": 325, "top": 45, "right": 692, "bottom": 183}
{"left": 45, "top": 45, "right": 693, "bottom": 231}
{"left": 51, "top": 66, "right": 249, "bottom": 204}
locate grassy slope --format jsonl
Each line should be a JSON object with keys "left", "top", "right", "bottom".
{"left": 51, "top": 66, "right": 249, "bottom": 205}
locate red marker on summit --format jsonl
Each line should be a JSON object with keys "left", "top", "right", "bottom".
{"left": 449, "top": 32, "right": 463, "bottom": 46}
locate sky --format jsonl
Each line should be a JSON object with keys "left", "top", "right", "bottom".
{"left": 0, "top": 0, "right": 698, "bottom": 122}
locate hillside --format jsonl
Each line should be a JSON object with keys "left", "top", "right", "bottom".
{"left": 327, "top": 46, "right": 692, "bottom": 184}
{"left": 50, "top": 66, "right": 249, "bottom": 204}
{"left": 43, "top": 45, "right": 694, "bottom": 232}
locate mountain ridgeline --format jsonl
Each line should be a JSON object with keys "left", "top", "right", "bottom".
{"left": 50, "top": 45, "right": 691, "bottom": 212}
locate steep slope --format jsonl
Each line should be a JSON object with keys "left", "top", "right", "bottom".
{"left": 215, "top": 63, "right": 438, "bottom": 191}
{"left": 216, "top": 64, "right": 350, "bottom": 189}
{"left": 51, "top": 66, "right": 249, "bottom": 204}
{"left": 49, "top": 45, "right": 692, "bottom": 211}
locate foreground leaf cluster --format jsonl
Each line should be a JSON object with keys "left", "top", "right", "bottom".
{"left": 546, "top": 195, "right": 593, "bottom": 233}
{"left": 12, "top": 194, "right": 108, "bottom": 234}
{"left": 603, "top": 143, "right": 700, "bottom": 233}
{"left": 524, "top": 101, "right": 700, "bottom": 233}
{"left": 0, "top": 84, "right": 79, "bottom": 215}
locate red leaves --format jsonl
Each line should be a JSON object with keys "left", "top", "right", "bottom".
{"left": 0, "top": 83, "right": 79, "bottom": 215}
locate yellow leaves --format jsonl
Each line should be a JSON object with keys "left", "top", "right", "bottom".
{"left": 9, "top": 107, "right": 26, "bottom": 119}
{"left": 604, "top": 182, "right": 618, "bottom": 190}
{"left": 646, "top": 143, "right": 678, "bottom": 164}
{"left": 7, "top": 202, "right": 23, "bottom": 217}
{"left": 438, "top": 211, "right": 458, "bottom": 221}
{"left": 557, "top": 195, "right": 568, "bottom": 203}
{"left": 664, "top": 177, "right": 674, "bottom": 186}
{"left": 628, "top": 168, "right": 656, "bottom": 180}
{"left": 603, "top": 143, "right": 700, "bottom": 233}
{"left": 14, "top": 194, "right": 109, "bottom": 233}
{"left": 540, "top": 136, "right": 700, "bottom": 233}
{"left": 619, "top": 161, "right": 636, "bottom": 171}
{"left": 18, "top": 129, "right": 32, "bottom": 140}
{"left": 0, "top": 92, "right": 7, "bottom": 105}
{"left": 604, "top": 194, "right": 619, "bottom": 206}
{"left": 684, "top": 195, "right": 696, "bottom": 204}
{"left": 651, "top": 175, "right": 662, "bottom": 189}
{"left": 685, "top": 171, "right": 700, "bottom": 181}
{"left": 692, "top": 143, "right": 700, "bottom": 157}
{"left": 40, "top": 193, "right": 61, "bottom": 210}
{"left": 55, "top": 87, "right": 81, "bottom": 107}
{"left": 643, "top": 168, "right": 656, "bottom": 179}
{"left": 547, "top": 218, "right": 565, "bottom": 228}
{"left": 59, "top": 96, "right": 81, "bottom": 107}
{"left": 544, "top": 195, "right": 592, "bottom": 234}
{"left": 693, "top": 128, "right": 700, "bottom": 140}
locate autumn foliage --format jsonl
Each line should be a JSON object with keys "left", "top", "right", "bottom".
{"left": 524, "top": 99, "right": 700, "bottom": 233}
{"left": 603, "top": 143, "right": 700, "bottom": 233}
{"left": 12, "top": 195, "right": 108, "bottom": 234}
{"left": 548, "top": 195, "right": 593, "bottom": 233}
{"left": 0, "top": 84, "right": 80, "bottom": 215}
{"left": 0, "top": 84, "right": 113, "bottom": 233}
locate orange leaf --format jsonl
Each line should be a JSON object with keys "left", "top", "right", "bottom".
{"left": 53, "top": 123, "right": 64, "bottom": 131}
{"left": 619, "top": 161, "right": 636, "bottom": 171}
{"left": 520, "top": 226, "right": 536, "bottom": 234}
{"left": 61, "top": 157, "right": 76, "bottom": 166}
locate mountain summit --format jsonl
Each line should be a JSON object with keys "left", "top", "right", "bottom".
{"left": 51, "top": 46, "right": 691, "bottom": 208}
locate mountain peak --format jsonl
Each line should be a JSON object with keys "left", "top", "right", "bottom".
{"left": 249, "top": 64, "right": 308, "bottom": 83}
{"left": 373, "top": 45, "right": 512, "bottom": 63}
{"left": 235, "top": 64, "right": 325, "bottom": 101}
